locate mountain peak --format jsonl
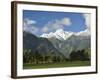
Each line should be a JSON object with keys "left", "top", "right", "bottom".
{"left": 41, "top": 29, "right": 73, "bottom": 40}
{"left": 41, "top": 29, "right": 90, "bottom": 41}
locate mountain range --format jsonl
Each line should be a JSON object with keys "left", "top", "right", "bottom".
{"left": 41, "top": 29, "right": 91, "bottom": 58}
{"left": 41, "top": 29, "right": 90, "bottom": 41}
{"left": 23, "top": 31, "right": 65, "bottom": 58}
{"left": 23, "top": 28, "right": 91, "bottom": 59}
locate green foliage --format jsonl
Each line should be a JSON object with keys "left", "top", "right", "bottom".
{"left": 70, "top": 49, "right": 90, "bottom": 61}
{"left": 23, "top": 48, "right": 67, "bottom": 64}
{"left": 23, "top": 48, "right": 90, "bottom": 65}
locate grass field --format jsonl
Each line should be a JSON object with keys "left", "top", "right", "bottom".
{"left": 23, "top": 61, "right": 90, "bottom": 69}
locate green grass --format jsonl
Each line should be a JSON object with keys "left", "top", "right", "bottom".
{"left": 23, "top": 61, "right": 91, "bottom": 69}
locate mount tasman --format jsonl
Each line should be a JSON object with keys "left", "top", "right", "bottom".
{"left": 41, "top": 29, "right": 91, "bottom": 58}
{"left": 23, "top": 29, "right": 90, "bottom": 59}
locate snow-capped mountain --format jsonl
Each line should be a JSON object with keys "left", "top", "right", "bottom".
{"left": 40, "top": 29, "right": 91, "bottom": 58}
{"left": 41, "top": 29, "right": 73, "bottom": 40}
{"left": 76, "top": 29, "right": 90, "bottom": 36}
{"left": 23, "top": 31, "right": 65, "bottom": 58}
{"left": 41, "top": 29, "right": 90, "bottom": 41}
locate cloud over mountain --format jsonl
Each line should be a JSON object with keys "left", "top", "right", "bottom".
{"left": 23, "top": 13, "right": 91, "bottom": 37}
{"left": 42, "top": 17, "right": 72, "bottom": 33}
{"left": 23, "top": 18, "right": 39, "bottom": 34}
{"left": 83, "top": 14, "right": 91, "bottom": 31}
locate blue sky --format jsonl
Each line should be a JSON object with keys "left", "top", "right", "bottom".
{"left": 23, "top": 10, "right": 88, "bottom": 36}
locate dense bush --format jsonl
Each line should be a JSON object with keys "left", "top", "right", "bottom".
{"left": 70, "top": 49, "right": 90, "bottom": 61}
{"left": 23, "top": 49, "right": 90, "bottom": 64}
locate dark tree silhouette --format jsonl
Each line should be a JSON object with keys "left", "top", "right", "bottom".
{"left": 70, "top": 49, "right": 90, "bottom": 61}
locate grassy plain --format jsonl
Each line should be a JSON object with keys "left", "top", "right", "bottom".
{"left": 23, "top": 61, "right": 90, "bottom": 69}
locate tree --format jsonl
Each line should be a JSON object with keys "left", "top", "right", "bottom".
{"left": 70, "top": 49, "right": 90, "bottom": 61}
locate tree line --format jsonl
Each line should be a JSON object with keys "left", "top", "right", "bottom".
{"left": 23, "top": 49, "right": 90, "bottom": 64}
{"left": 70, "top": 49, "right": 90, "bottom": 61}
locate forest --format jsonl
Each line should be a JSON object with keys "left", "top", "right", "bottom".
{"left": 23, "top": 48, "right": 90, "bottom": 65}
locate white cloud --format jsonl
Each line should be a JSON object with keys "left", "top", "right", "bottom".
{"left": 42, "top": 26, "right": 49, "bottom": 33}
{"left": 24, "top": 18, "right": 36, "bottom": 25}
{"left": 28, "top": 27, "right": 38, "bottom": 34}
{"left": 42, "top": 17, "right": 71, "bottom": 33}
{"left": 60, "top": 18, "right": 71, "bottom": 26}
{"left": 83, "top": 14, "right": 91, "bottom": 31}
{"left": 23, "top": 18, "right": 39, "bottom": 34}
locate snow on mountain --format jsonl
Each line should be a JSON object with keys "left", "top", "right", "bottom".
{"left": 76, "top": 29, "right": 90, "bottom": 36}
{"left": 41, "top": 29, "right": 90, "bottom": 40}
{"left": 39, "top": 29, "right": 91, "bottom": 58}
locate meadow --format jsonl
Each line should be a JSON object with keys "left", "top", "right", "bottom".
{"left": 23, "top": 61, "right": 90, "bottom": 69}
